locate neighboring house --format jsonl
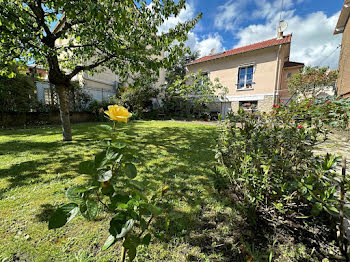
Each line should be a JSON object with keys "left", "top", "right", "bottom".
{"left": 334, "top": 0, "right": 350, "bottom": 98}
{"left": 52, "top": 16, "right": 165, "bottom": 102}
{"left": 186, "top": 32, "right": 303, "bottom": 115}
{"left": 26, "top": 64, "right": 56, "bottom": 105}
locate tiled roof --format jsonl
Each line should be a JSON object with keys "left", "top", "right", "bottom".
{"left": 284, "top": 61, "right": 304, "bottom": 68}
{"left": 187, "top": 34, "right": 292, "bottom": 66}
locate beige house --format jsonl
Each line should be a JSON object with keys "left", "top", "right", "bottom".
{"left": 187, "top": 33, "right": 303, "bottom": 114}
{"left": 334, "top": 0, "right": 350, "bottom": 98}
{"left": 52, "top": 16, "right": 165, "bottom": 102}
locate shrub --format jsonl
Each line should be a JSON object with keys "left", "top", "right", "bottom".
{"left": 0, "top": 66, "right": 36, "bottom": 112}
{"left": 216, "top": 99, "right": 349, "bottom": 218}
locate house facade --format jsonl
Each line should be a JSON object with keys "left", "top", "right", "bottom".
{"left": 186, "top": 33, "right": 303, "bottom": 115}
{"left": 334, "top": 0, "right": 350, "bottom": 98}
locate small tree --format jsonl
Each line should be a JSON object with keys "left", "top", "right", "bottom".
{"left": 288, "top": 66, "right": 338, "bottom": 99}
{"left": 165, "top": 70, "right": 227, "bottom": 117}
{"left": 165, "top": 49, "right": 199, "bottom": 87}
{"left": 112, "top": 74, "right": 160, "bottom": 117}
{"left": 0, "top": 0, "right": 201, "bottom": 140}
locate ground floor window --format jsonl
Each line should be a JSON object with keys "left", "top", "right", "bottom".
{"left": 239, "top": 100, "right": 258, "bottom": 111}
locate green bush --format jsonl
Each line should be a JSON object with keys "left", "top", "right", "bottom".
{"left": 0, "top": 67, "right": 36, "bottom": 112}
{"left": 216, "top": 99, "right": 349, "bottom": 218}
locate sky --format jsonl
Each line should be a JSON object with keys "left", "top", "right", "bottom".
{"left": 161, "top": 0, "right": 344, "bottom": 69}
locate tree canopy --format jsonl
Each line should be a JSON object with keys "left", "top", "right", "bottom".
{"left": 0, "top": 0, "right": 201, "bottom": 140}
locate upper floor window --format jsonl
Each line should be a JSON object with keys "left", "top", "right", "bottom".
{"left": 237, "top": 65, "right": 254, "bottom": 90}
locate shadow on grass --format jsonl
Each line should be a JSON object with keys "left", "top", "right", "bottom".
{"left": 1, "top": 121, "right": 246, "bottom": 260}
{"left": 36, "top": 204, "right": 56, "bottom": 222}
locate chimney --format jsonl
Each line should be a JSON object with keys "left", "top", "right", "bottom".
{"left": 277, "top": 31, "right": 283, "bottom": 39}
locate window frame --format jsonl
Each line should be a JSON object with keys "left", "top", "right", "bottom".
{"left": 236, "top": 65, "right": 255, "bottom": 91}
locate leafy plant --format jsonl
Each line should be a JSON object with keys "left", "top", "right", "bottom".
{"left": 287, "top": 66, "right": 338, "bottom": 99}
{"left": 216, "top": 100, "right": 348, "bottom": 218}
{"left": 162, "top": 70, "right": 228, "bottom": 118}
{"left": 48, "top": 105, "right": 168, "bottom": 261}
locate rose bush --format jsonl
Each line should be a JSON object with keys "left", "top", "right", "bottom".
{"left": 48, "top": 105, "right": 167, "bottom": 261}
{"left": 216, "top": 99, "right": 349, "bottom": 219}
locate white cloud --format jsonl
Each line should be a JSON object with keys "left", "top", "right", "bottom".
{"left": 214, "top": 0, "right": 248, "bottom": 31}
{"left": 187, "top": 32, "right": 225, "bottom": 57}
{"left": 158, "top": 3, "right": 196, "bottom": 33}
{"left": 214, "top": 0, "right": 342, "bottom": 68}
{"left": 234, "top": 10, "right": 342, "bottom": 68}
{"left": 159, "top": 3, "right": 225, "bottom": 57}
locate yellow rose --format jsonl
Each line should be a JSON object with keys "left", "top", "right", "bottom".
{"left": 104, "top": 105, "right": 132, "bottom": 123}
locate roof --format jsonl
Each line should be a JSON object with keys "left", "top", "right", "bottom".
{"left": 334, "top": 0, "right": 350, "bottom": 34}
{"left": 284, "top": 61, "right": 304, "bottom": 68}
{"left": 187, "top": 34, "right": 292, "bottom": 66}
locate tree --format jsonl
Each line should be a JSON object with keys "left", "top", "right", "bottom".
{"left": 287, "top": 66, "right": 338, "bottom": 99}
{"left": 0, "top": 0, "right": 200, "bottom": 140}
{"left": 0, "top": 64, "right": 36, "bottom": 112}
{"left": 165, "top": 49, "right": 199, "bottom": 87}
{"left": 164, "top": 70, "right": 227, "bottom": 117}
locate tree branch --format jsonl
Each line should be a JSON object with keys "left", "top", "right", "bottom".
{"left": 67, "top": 55, "right": 116, "bottom": 79}
{"left": 28, "top": 1, "right": 51, "bottom": 35}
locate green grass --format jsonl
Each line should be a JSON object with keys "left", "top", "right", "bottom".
{"left": 0, "top": 121, "right": 240, "bottom": 262}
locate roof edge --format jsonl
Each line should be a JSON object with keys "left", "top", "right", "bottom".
{"left": 187, "top": 34, "right": 292, "bottom": 66}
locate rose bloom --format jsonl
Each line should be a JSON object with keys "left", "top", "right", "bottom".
{"left": 297, "top": 125, "right": 303, "bottom": 129}
{"left": 105, "top": 105, "right": 132, "bottom": 123}
{"left": 273, "top": 104, "right": 277, "bottom": 108}
{"left": 307, "top": 105, "right": 310, "bottom": 109}
{"left": 325, "top": 100, "right": 331, "bottom": 104}
{"left": 277, "top": 105, "right": 281, "bottom": 109}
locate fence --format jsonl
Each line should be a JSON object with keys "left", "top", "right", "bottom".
{"left": 0, "top": 112, "right": 97, "bottom": 129}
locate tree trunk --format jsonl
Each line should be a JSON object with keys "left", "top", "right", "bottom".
{"left": 56, "top": 85, "right": 72, "bottom": 141}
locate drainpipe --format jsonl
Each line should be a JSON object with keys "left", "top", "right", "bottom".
{"left": 273, "top": 45, "right": 282, "bottom": 105}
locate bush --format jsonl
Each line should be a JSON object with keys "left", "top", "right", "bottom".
{"left": 216, "top": 99, "right": 349, "bottom": 218}
{"left": 0, "top": 67, "right": 36, "bottom": 112}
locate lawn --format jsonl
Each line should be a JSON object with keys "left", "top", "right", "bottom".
{"left": 0, "top": 121, "right": 241, "bottom": 262}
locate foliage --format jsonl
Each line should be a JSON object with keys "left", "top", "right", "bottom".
{"left": 288, "top": 66, "right": 338, "bottom": 99}
{"left": 48, "top": 107, "right": 168, "bottom": 261}
{"left": 165, "top": 49, "right": 199, "bottom": 87}
{"left": 111, "top": 75, "right": 159, "bottom": 117}
{"left": 216, "top": 99, "right": 348, "bottom": 219}
{"left": 0, "top": 65, "right": 36, "bottom": 112}
{"left": 162, "top": 70, "right": 227, "bottom": 118}
{"left": 0, "top": 0, "right": 201, "bottom": 140}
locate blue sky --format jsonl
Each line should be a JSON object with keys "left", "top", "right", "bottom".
{"left": 164, "top": 0, "right": 343, "bottom": 68}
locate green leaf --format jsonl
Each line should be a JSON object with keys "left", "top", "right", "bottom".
{"left": 48, "top": 203, "right": 79, "bottom": 229}
{"left": 142, "top": 233, "right": 151, "bottom": 246}
{"left": 95, "top": 150, "right": 107, "bottom": 168}
{"left": 98, "top": 170, "right": 113, "bottom": 182}
{"left": 97, "top": 124, "right": 113, "bottom": 132}
{"left": 109, "top": 214, "right": 134, "bottom": 239}
{"left": 78, "top": 160, "right": 95, "bottom": 175}
{"left": 66, "top": 186, "right": 88, "bottom": 203}
{"left": 311, "top": 202, "right": 323, "bottom": 216}
{"left": 140, "top": 203, "right": 162, "bottom": 216}
{"left": 102, "top": 235, "right": 116, "bottom": 251}
{"left": 128, "top": 245, "right": 137, "bottom": 261}
{"left": 124, "top": 163, "right": 137, "bottom": 179}
{"left": 80, "top": 199, "right": 98, "bottom": 220}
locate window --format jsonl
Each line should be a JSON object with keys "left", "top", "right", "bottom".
{"left": 44, "top": 88, "right": 52, "bottom": 105}
{"left": 237, "top": 65, "right": 254, "bottom": 90}
{"left": 239, "top": 101, "right": 258, "bottom": 112}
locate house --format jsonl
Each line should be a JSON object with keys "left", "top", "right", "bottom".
{"left": 186, "top": 32, "right": 303, "bottom": 115}
{"left": 52, "top": 16, "right": 165, "bottom": 102}
{"left": 334, "top": 0, "right": 350, "bottom": 98}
